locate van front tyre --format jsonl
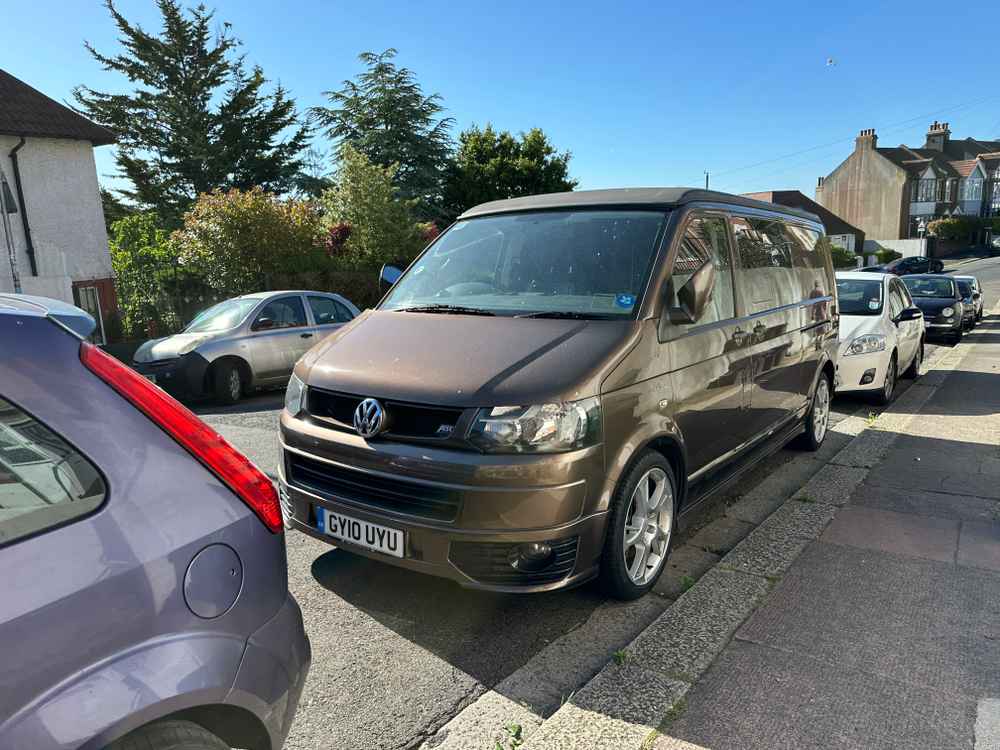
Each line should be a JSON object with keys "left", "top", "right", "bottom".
{"left": 105, "top": 720, "right": 229, "bottom": 750}
{"left": 800, "top": 372, "right": 832, "bottom": 451}
{"left": 599, "top": 451, "right": 677, "bottom": 600}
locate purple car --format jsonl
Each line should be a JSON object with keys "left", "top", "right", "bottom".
{"left": 0, "top": 295, "right": 309, "bottom": 750}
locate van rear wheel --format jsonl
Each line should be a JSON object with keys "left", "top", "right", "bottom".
{"left": 105, "top": 719, "right": 228, "bottom": 750}
{"left": 599, "top": 451, "right": 677, "bottom": 600}
{"left": 800, "top": 372, "right": 832, "bottom": 451}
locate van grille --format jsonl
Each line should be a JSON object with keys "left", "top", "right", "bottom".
{"left": 285, "top": 451, "right": 461, "bottom": 522}
{"left": 306, "top": 388, "right": 465, "bottom": 441}
{"left": 449, "top": 537, "right": 579, "bottom": 587}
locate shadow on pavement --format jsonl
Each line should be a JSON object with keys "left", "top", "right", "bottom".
{"left": 310, "top": 548, "right": 605, "bottom": 686}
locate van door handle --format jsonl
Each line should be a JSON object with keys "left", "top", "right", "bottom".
{"left": 753, "top": 321, "right": 767, "bottom": 337}
{"left": 732, "top": 328, "right": 750, "bottom": 345}
{"left": 300, "top": 333, "right": 313, "bottom": 339}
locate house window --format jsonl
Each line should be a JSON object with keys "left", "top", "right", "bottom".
{"left": 945, "top": 179, "right": 956, "bottom": 202}
{"left": 915, "top": 179, "right": 937, "bottom": 202}
{"left": 960, "top": 178, "right": 983, "bottom": 202}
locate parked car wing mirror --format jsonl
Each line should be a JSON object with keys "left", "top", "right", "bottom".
{"left": 973, "top": 292, "right": 982, "bottom": 300}
{"left": 895, "top": 306, "right": 922, "bottom": 324}
{"left": 379, "top": 264, "right": 403, "bottom": 294}
{"left": 668, "top": 260, "right": 716, "bottom": 325}
{"left": 253, "top": 317, "right": 276, "bottom": 331}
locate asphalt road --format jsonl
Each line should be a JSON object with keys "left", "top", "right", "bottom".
{"left": 194, "top": 255, "right": 1000, "bottom": 750}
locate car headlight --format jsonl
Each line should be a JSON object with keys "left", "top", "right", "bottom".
{"left": 941, "top": 306, "right": 954, "bottom": 318}
{"left": 285, "top": 373, "right": 306, "bottom": 416}
{"left": 468, "top": 397, "right": 601, "bottom": 453}
{"left": 845, "top": 334, "right": 886, "bottom": 356}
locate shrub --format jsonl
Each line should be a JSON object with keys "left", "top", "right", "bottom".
{"left": 173, "top": 187, "right": 327, "bottom": 295}
{"left": 829, "top": 245, "right": 857, "bottom": 268}
{"left": 108, "top": 212, "right": 205, "bottom": 338}
{"left": 320, "top": 144, "right": 427, "bottom": 269}
{"left": 927, "top": 216, "right": 983, "bottom": 241}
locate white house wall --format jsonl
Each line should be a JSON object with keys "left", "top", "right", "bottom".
{"left": 0, "top": 135, "right": 111, "bottom": 302}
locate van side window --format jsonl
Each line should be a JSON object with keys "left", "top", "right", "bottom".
{"left": 731, "top": 217, "right": 798, "bottom": 311}
{"left": 668, "top": 215, "right": 735, "bottom": 328}
{"left": 0, "top": 396, "right": 106, "bottom": 546}
{"left": 788, "top": 227, "right": 833, "bottom": 304}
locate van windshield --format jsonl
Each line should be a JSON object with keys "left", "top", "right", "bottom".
{"left": 381, "top": 210, "right": 668, "bottom": 318}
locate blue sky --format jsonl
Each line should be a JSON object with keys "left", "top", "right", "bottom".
{"left": 5, "top": 0, "right": 1000, "bottom": 199}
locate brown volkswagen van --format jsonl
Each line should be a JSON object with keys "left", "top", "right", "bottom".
{"left": 279, "top": 189, "right": 838, "bottom": 599}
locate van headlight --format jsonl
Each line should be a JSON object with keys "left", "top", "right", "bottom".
{"left": 941, "top": 306, "right": 954, "bottom": 318}
{"left": 468, "top": 397, "right": 601, "bottom": 453}
{"left": 285, "top": 373, "right": 306, "bottom": 416}
{"left": 845, "top": 334, "right": 886, "bottom": 356}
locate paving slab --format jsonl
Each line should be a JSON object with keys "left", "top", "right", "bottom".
{"left": 821, "top": 505, "right": 960, "bottom": 562}
{"left": 685, "top": 516, "right": 753, "bottom": 556}
{"left": 738, "top": 542, "right": 1000, "bottom": 697}
{"left": 721, "top": 499, "right": 838, "bottom": 578}
{"left": 957, "top": 520, "right": 1000, "bottom": 572}
{"left": 794, "top": 463, "right": 865, "bottom": 506}
{"left": 631, "top": 567, "right": 770, "bottom": 682}
{"left": 653, "top": 545, "right": 720, "bottom": 599}
{"left": 848, "top": 482, "right": 1000, "bottom": 523}
{"left": 726, "top": 457, "right": 824, "bottom": 525}
{"left": 665, "top": 640, "right": 974, "bottom": 750}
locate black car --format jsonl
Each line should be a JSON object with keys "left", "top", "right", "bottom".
{"left": 902, "top": 274, "right": 965, "bottom": 343}
{"left": 862, "top": 255, "right": 944, "bottom": 276}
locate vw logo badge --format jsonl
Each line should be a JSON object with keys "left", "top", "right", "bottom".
{"left": 353, "top": 398, "right": 386, "bottom": 439}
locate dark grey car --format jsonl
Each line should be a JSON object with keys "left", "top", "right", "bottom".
{"left": 0, "top": 295, "right": 309, "bottom": 750}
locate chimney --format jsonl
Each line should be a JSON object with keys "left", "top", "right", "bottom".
{"left": 817, "top": 176, "right": 825, "bottom": 188}
{"left": 924, "top": 121, "right": 950, "bottom": 152}
{"left": 855, "top": 128, "right": 878, "bottom": 151}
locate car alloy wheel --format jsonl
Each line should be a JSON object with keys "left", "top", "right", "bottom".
{"left": 228, "top": 368, "right": 242, "bottom": 401}
{"left": 622, "top": 467, "right": 673, "bottom": 586}
{"left": 881, "top": 357, "right": 896, "bottom": 403}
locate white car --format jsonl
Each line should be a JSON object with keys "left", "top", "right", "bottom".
{"left": 835, "top": 271, "right": 924, "bottom": 404}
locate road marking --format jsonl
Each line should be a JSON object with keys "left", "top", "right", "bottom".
{"left": 976, "top": 699, "right": 1000, "bottom": 750}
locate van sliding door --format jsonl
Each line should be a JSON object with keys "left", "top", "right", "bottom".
{"left": 731, "top": 216, "right": 808, "bottom": 440}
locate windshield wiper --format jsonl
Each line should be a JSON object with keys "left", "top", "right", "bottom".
{"left": 515, "top": 311, "right": 618, "bottom": 320}
{"left": 393, "top": 304, "right": 495, "bottom": 316}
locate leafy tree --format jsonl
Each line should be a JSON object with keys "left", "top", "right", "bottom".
{"left": 829, "top": 244, "right": 857, "bottom": 269}
{"left": 311, "top": 49, "right": 453, "bottom": 213}
{"left": 100, "top": 187, "right": 136, "bottom": 229}
{"left": 441, "top": 124, "right": 577, "bottom": 222}
{"left": 293, "top": 147, "right": 334, "bottom": 199}
{"left": 74, "top": 0, "right": 308, "bottom": 220}
{"left": 108, "top": 212, "right": 189, "bottom": 336}
{"left": 927, "top": 216, "right": 983, "bottom": 241}
{"left": 321, "top": 144, "right": 426, "bottom": 268}
{"left": 173, "top": 187, "right": 326, "bottom": 294}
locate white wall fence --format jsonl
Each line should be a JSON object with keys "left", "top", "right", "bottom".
{"left": 863, "top": 238, "right": 929, "bottom": 261}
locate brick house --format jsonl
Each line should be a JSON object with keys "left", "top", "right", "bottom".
{"left": 815, "top": 121, "right": 1000, "bottom": 241}
{"left": 0, "top": 68, "right": 117, "bottom": 342}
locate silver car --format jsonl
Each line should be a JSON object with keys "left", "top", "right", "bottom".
{"left": 133, "top": 290, "right": 360, "bottom": 403}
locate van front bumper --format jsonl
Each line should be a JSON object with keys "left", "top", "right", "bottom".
{"left": 277, "top": 417, "right": 608, "bottom": 593}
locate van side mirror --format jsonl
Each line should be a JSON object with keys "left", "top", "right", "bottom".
{"left": 973, "top": 292, "right": 982, "bottom": 300}
{"left": 379, "top": 264, "right": 403, "bottom": 294}
{"left": 668, "top": 261, "right": 716, "bottom": 324}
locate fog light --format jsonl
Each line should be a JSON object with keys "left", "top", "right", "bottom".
{"left": 860, "top": 368, "right": 876, "bottom": 385}
{"left": 509, "top": 542, "right": 554, "bottom": 572}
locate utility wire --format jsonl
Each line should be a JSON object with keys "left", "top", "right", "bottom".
{"left": 701, "top": 95, "right": 1000, "bottom": 184}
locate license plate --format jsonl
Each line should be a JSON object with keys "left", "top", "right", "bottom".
{"left": 316, "top": 507, "right": 404, "bottom": 558}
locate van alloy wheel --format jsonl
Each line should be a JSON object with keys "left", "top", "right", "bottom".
{"left": 811, "top": 376, "right": 830, "bottom": 445}
{"left": 622, "top": 467, "right": 673, "bottom": 585}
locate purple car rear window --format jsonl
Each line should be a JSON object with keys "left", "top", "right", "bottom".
{"left": 0, "top": 396, "right": 106, "bottom": 547}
